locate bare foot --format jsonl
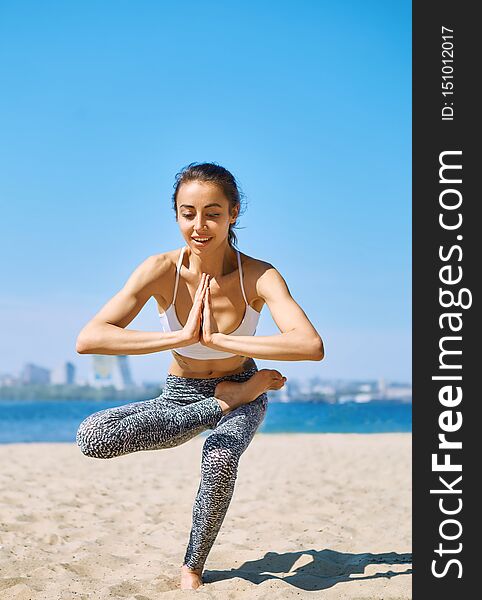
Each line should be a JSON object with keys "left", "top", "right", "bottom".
{"left": 214, "top": 369, "right": 287, "bottom": 415}
{"left": 180, "top": 564, "right": 203, "bottom": 590}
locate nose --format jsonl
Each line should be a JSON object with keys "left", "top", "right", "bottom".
{"left": 194, "top": 214, "right": 207, "bottom": 231}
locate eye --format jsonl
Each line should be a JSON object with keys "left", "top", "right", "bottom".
{"left": 182, "top": 214, "right": 194, "bottom": 219}
{"left": 207, "top": 213, "right": 220, "bottom": 217}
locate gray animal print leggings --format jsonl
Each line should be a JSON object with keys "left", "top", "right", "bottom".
{"left": 75, "top": 364, "right": 267, "bottom": 571}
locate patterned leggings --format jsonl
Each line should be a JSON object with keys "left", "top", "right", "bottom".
{"left": 75, "top": 364, "right": 267, "bottom": 571}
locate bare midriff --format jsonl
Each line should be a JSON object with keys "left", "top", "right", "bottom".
{"left": 168, "top": 353, "right": 256, "bottom": 379}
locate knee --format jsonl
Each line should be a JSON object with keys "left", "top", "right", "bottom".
{"left": 76, "top": 416, "right": 117, "bottom": 459}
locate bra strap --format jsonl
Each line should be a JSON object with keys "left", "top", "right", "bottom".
{"left": 172, "top": 246, "right": 185, "bottom": 304}
{"left": 236, "top": 250, "right": 249, "bottom": 306}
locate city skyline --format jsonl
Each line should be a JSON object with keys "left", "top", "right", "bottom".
{"left": 1, "top": 355, "right": 412, "bottom": 389}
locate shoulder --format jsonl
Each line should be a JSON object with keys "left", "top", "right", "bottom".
{"left": 238, "top": 251, "right": 288, "bottom": 299}
{"left": 129, "top": 249, "right": 181, "bottom": 307}
{"left": 128, "top": 249, "right": 179, "bottom": 289}
{"left": 147, "top": 248, "right": 180, "bottom": 274}
{"left": 239, "top": 251, "right": 273, "bottom": 280}
{"left": 239, "top": 251, "right": 282, "bottom": 279}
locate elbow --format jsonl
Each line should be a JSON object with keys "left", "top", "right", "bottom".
{"left": 76, "top": 336, "right": 91, "bottom": 354}
{"left": 310, "top": 336, "right": 325, "bottom": 361}
{"left": 76, "top": 328, "right": 98, "bottom": 354}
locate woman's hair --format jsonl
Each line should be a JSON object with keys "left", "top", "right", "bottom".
{"left": 172, "top": 162, "right": 247, "bottom": 248}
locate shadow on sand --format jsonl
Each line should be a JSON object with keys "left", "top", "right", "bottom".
{"left": 204, "top": 548, "right": 412, "bottom": 591}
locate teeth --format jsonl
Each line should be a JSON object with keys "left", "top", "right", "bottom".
{"left": 193, "top": 237, "right": 210, "bottom": 241}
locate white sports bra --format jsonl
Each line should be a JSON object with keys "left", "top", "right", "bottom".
{"left": 158, "top": 246, "right": 260, "bottom": 359}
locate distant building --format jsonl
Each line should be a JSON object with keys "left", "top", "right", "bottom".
{"left": 51, "top": 361, "right": 76, "bottom": 385}
{"left": 268, "top": 385, "right": 291, "bottom": 402}
{"left": 90, "top": 355, "right": 135, "bottom": 390}
{"left": 353, "top": 393, "right": 374, "bottom": 403}
{"left": 285, "top": 379, "right": 301, "bottom": 398}
{"left": 312, "top": 383, "right": 336, "bottom": 403}
{"left": 384, "top": 384, "right": 412, "bottom": 402}
{"left": 0, "top": 373, "right": 19, "bottom": 387}
{"left": 20, "top": 363, "right": 51, "bottom": 385}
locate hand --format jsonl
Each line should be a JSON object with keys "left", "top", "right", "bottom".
{"left": 180, "top": 273, "right": 210, "bottom": 346}
{"left": 200, "top": 282, "right": 219, "bottom": 347}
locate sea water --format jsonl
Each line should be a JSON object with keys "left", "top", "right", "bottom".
{"left": 0, "top": 398, "right": 411, "bottom": 443}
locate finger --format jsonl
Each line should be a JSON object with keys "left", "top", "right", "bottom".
{"left": 197, "top": 275, "right": 209, "bottom": 305}
{"left": 201, "top": 274, "right": 210, "bottom": 299}
{"left": 206, "top": 289, "right": 212, "bottom": 318}
{"left": 206, "top": 289, "right": 213, "bottom": 320}
{"left": 202, "top": 304, "right": 209, "bottom": 333}
{"left": 204, "top": 287, "right": 211, "bottom": 322}
{"left": 194, "top": 274, "right": 206, "bottom": 299}
{"left": 203, "top": 288, "right": 210, "bottom": 318}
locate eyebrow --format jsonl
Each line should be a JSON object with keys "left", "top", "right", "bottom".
{"left": 179, "top": 203, "right": 223, "bottom": 209}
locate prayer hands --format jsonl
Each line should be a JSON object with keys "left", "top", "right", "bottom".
{"left": 200, "top": 276, "right": 219, "bottom": 347}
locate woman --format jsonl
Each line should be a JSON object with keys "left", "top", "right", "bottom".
{"left": 75, "top": 162, "right": 324, "bottom": 590}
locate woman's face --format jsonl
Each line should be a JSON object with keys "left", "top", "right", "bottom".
{"left": 176, "top": 181, "right": 238, "bottom": 253}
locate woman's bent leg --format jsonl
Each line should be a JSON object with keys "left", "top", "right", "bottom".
{"left": 183, "top": 393, "right": 267, "bottom": 571}
{"left": 76, "top": 394, "right": 224, "bottom": 459}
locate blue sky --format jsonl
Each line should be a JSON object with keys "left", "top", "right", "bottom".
{"left": 0, "top": 0, "right": 411, "bottom": 384}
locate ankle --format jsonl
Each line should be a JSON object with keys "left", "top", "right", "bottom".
{"left": 214, "top": 396, "right": 231, "bottom": 415}
{"left": 182, "top": 564, "right": 202, "bottom": 574}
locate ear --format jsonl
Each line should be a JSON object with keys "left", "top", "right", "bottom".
{"left": 230, "top": 203, "right": 240, "bottom": 224}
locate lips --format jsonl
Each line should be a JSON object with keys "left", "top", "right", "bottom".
{"left": 191, "top": 236, "right": 212, "bottom": 246}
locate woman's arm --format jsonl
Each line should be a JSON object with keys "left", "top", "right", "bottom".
{"left": 76, "top": 254, "right": 193, "bottom": 355}
{"left": 203, "top": 264, "right": 325, "bottom": 361}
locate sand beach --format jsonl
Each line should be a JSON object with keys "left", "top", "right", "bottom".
{"left": 0, "top": 433, "right": 411, "bottom": 599}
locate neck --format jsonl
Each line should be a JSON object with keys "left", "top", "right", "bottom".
{"left": 185, "top": 240, "right": 237, "bottom": 278}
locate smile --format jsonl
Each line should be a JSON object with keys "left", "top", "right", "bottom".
{"left": 191, "top": 237, "right": 212, "bottom": 245}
